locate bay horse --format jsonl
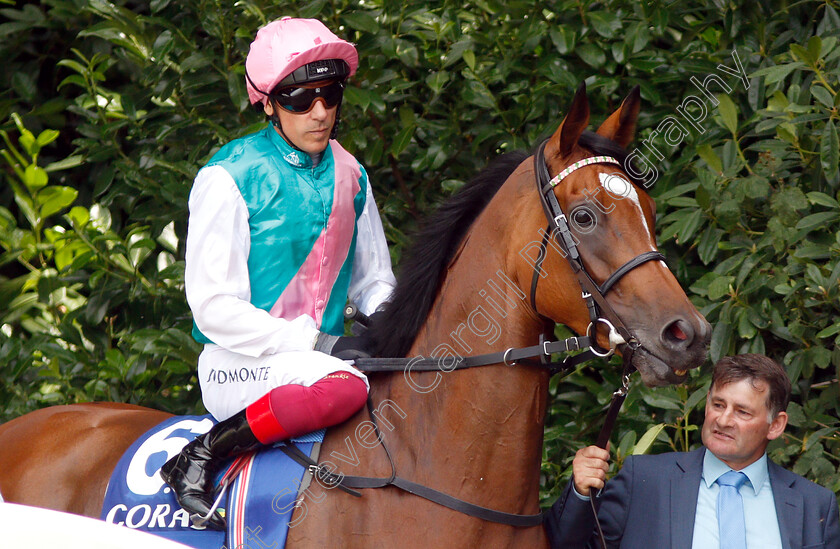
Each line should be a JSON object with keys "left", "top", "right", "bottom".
{"left": 0, "top": 84, "right": 710, "bottom": 548}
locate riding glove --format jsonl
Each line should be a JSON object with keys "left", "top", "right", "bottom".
{"left": 314, "top": 333, "right": 372, "bottom": 360}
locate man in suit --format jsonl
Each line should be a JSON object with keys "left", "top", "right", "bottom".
{"left": 544, "top": 353, "right": 840, "bottom": 549}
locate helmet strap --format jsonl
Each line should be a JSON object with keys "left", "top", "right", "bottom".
{"left": 261, "top": 97, "right": 308, "bottom": 155}
{"left": 330, "top": 99, "right": 343, "bottom": 140}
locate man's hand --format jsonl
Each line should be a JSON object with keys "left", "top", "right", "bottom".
{"left": 572, "top": 444, "right": 610, "bottom": 496}
{"left": 314, "top": 333, "right": 371, "bottom": 360}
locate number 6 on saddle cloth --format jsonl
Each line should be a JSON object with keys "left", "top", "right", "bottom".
{"left": 101, "top": 415, "right": 326, "bottom": 549}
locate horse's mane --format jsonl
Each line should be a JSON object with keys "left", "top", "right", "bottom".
{"left": 367, "top": 130, "right": 632, "bottom": 359}
{"left": 367, "top": 150, "right": 529, "bottom": 358}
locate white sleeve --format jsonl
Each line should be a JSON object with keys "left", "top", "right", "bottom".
{"left": 348, "top": 182, "right": 396, "bottom": 316}
{"left": 185, "top": 166, "right": 319, "bottom": 356}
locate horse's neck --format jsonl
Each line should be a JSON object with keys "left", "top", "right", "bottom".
{"left": 382, "top": 185, "right": 550, "bottom": 513}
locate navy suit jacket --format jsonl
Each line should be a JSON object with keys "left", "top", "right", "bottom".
{"left": 544, "top": 447, "right": 840, "bottom": 549}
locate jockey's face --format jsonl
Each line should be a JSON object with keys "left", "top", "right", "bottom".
{"left": 265, "top": 85, "right": 337, "bottom": 155}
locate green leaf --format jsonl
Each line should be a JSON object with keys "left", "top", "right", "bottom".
{"left": 549, "top": 26, "right": 575, "bottom": 54}
{"left": 588, "top": 11, "right": 622, "bottom": 38}
{"left": 714, "top": 199, "right": 742, "bottom": 230}
{"left": 343, "top": 86, "right": 370, "bottom": 110}
{"left": 816, "top": 324, "right": 840, "bottom": 338}
{"left": 697, "top": 226, "right": 723, "bottom": 264}
{"left": 23, "top": 164, "right": 48, "bottom": 190}
{"left": 425, "top": 71, "right": 449, "bottom": 95}
{"left": 395, "top": 40, "right": 419, "bottom": 67}
{"left": 795, "top": 211, "right": 839, "bottom": 232}
{"left": 676, "top": 208, "right": 704, "bottom": 244}
{"left": 750, "top": 62, "right": 806, "bottom": 85}
{"left": 696, "top": 144, "right": 722, "bottom": 173}
{"left": 632, "top": 423, "right": 666, "bottom": 455}
{"left": 820, "top": 5, "right": 840, "bottom": 34}
{"left": 791, "top": 43, "right": 815, "bottom": 65}
{"left": 742, "top": 176, "right": 770, "bottom": 199}
{"left": 11, "top": 71, "right": 37, "bottom": 102}
{"left": 820, "top": 120, "right": 839, "bottom": 184}
{"left": 641, "top": 392, "right": 681, "bottom": 410}
{"left": 737, "top": 308, "right": 757, "bottom": 339}
{"left": 342, "top": 12, "right": 378, "bottom": 34}
{"left": 576, "top": 44, "right": 605, "bottom": 68}
{"left": 806, "top": 192, "right": 840, "bottom": 209}
{"left": 685, "top": 386, "right": 709, "bottom": 414}
{"left": 150, "top": 0, "right": 172, "bottom": 13}
{"left": 442, "top": 39, "right": 472, "bottom": 68}
{"left": 37, "top": 186, "right": 78, "bottom": 219}
{"left": 806, "top": 36, "right": 823, "bottom": 63}
{"left": 707, "top": 275, "right": 734, "bottom": 301}
{"left": 390, "top": 124, "right": 415, "bottom": 157}
{"left": 811, "top": 86, "right": 834, "bottom": 108}
{"left": 45, "top": 155, "right": 83, "bottom": 172}
{"left": 807, "top": 347, "right": 832, "bottom": 369}
{"left": 716, "top": 93, "right": 738, "bottom": 135}
{"left": 35, "top": 129, "right": 59, "bottom": 147}
{"left": 66, "top": 206, "right": 90, "bottom": 227}
{"left": 462, "top": 80, "right": 496, "bottom": 110}
{"left": 463, "top": 50, "right": 475, "bottom": 71}
{"left": 710, "top": 321, "right": 733, "bottom": 363}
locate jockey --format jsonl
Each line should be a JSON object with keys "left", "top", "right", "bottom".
{"left": 160, "top": 17, "right": 395, "bottom": 530}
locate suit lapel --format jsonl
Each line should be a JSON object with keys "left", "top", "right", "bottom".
{"left": 670, "top": 448, "right": 705, "bottom": 549}
{"left": 769, "top": 462, "right": 803, "bottom": 549}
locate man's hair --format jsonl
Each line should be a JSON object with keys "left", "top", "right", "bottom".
{"left": 711, "top": 354, "right": 791, "bottom": 420}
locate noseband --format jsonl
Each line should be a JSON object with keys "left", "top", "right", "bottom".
{"left": 531, "top": 140, "right": 665, "bottom": 357}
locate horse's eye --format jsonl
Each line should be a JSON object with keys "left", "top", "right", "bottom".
{"left": 571, "top": 206, "right": 596, "bottom": 232}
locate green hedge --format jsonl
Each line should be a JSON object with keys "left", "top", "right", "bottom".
{"left": 1, "top": 0, "right": 838, "bottom": 506}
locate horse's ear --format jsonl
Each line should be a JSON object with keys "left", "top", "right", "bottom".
{"left": 548, "top": 82, "right": 590, "bottom": 159}
{"left": 595, "top": 85, "right": 641, "bottom": 148}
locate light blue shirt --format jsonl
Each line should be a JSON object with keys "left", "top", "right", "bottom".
{"left": 692, "top": 451, "right": 783, "bottom": 549}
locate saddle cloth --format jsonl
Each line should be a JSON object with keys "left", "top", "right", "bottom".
{"left": 100, "top": 414, "right": 324, "bottom": 549}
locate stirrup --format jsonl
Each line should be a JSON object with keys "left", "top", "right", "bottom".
{"left": 191, "top": 486, "right": 227, "bottom": 530}
{"left": 190, "top": 453, "right": 251, "bottom": 529}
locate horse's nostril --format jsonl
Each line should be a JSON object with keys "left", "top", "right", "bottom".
{"left": 669, "top": 322, "right": 688, "bottom": 341}
{"left": 662, "top": 318, "right": 693, "bottom": 348}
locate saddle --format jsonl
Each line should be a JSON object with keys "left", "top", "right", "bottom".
{"left": 100, "top": 414, "right": 324, "bottom": 549}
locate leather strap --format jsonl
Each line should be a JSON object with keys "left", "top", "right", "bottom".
{"left": 598, "top": 251, "right": 664, "bottom": 295}
{"left": 354, "top": 335, "right": 592, "bottom": 373}
{"left": 278, "top": 399, "right": 545, "bottom": 528}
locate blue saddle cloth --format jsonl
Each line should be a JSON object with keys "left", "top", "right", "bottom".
{"left": 100, "top": 415, "right": 324, "bottom": 549}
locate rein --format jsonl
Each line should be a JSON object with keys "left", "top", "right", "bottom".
{"left": 280, "top": 144, "right": 663, "bottom": 535}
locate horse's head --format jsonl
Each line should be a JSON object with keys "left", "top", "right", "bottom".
{"left": 519, "top": 83, "right": 710, "bottom": 386}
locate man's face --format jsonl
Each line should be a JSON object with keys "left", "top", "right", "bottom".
{"left": 265, "top": 90, "right": 337, "bottom": 155}
{"left": 700, "top": 378, "right": 787, "bottom": 470}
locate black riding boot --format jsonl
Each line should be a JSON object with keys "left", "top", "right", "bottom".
{"left": 159, "top": 409, "right": 262, "bottom": 530}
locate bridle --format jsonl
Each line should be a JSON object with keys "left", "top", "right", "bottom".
{"left": 530, "top": 140, "right": 665, "bottom": 362}
{"left": 258, "top": 143, "right": 668, "bottom": 541}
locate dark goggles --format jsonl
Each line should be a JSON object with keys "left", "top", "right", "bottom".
{"left": 273, "top": 81, "right": 344, "bottom": 114}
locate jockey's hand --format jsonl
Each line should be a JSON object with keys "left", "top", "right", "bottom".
{"left": 314, "top": 333, "right": 372, "bottom": 360}
{"left": 572, "top": 444, "right": 610, "bottom": 497}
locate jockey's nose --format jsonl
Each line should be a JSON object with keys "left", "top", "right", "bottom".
{"left": 310, "top": 98, "right": 329, "bottom": 120}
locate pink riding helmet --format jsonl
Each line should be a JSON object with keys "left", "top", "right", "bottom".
{"left": 245, "top": 17, "right": 359, "bottom": 106}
